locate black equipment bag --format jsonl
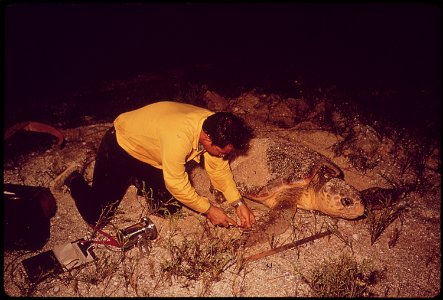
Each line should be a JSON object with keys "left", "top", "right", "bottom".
{"left": 4, "top": 184, "right": 57, "bottom": 251}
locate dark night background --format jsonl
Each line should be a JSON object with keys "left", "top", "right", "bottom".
{"left": 3, "top": 2, "right": 441, "bottom": 141}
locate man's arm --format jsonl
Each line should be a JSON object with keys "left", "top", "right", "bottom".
{"left": 204, "top": 154, "right": 255, "bottom": 228}
{"left": 203, "top": 153, "right": 242, "bottom": 203}
{"left": 161, "top": 139, "right": 211, "bottom": 214}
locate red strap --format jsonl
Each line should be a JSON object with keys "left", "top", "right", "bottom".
{"left": 87, "top": 224, "right": 121, "bottom": 248}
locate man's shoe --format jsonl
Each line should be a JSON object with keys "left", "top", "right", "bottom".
{"left": 64, "top": 171, "right": 82, "bottom": 189}
{"left": 51, "top": 163, "right": 82, "bottom": 191}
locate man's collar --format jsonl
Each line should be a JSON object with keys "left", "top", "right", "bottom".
{"left": 198, "top": 142, "right": 205, "bottom": 152}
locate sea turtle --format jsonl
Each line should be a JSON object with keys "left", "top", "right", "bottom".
{"left": 230, "top": 137, "right": 365, "bottom": 219}
{"left": 225, "top": 137, "right": 365, "bottom": 246}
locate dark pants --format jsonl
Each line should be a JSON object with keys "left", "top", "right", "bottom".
{"left": 69, "top": 127, "right": 181, "bottom": 227}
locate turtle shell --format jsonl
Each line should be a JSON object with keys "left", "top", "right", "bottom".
{"left": 231, "top": 137, "right": 343, "bottom": 200}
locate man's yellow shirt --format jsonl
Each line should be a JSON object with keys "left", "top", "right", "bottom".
{"left": 114, "top": 101, "right": 242, "bottom": 213}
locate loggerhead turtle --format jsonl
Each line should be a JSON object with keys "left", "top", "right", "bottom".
{"left": 226, "top": 137, "right": 365, "bottom": 246}
{"left": 230, "top": 137, "right": 365, "bottom": 219}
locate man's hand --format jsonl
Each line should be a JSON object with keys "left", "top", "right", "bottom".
{"left": 235, "top": 203, "right": 255, "bottom": 228}
{"left": 205, "top": 205, "right": 238, "bottom": 228}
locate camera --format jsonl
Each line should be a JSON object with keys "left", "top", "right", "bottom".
{"left": 116, "top": 217, "right": 158, "bottom": 251}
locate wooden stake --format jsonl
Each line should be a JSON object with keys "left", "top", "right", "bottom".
{"left": 242, "top": 230, "right": 332, "bottom": 265}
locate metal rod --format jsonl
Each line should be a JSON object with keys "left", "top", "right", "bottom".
{"left": 242, "top": 230, "right": 332, "bottom": 265}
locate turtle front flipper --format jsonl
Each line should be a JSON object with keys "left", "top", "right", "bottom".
{"left": 242, "top": 177, "right": 310, "bottom": 209}
{"left": 243, "top": 188, "right": 283, "bottom": 209}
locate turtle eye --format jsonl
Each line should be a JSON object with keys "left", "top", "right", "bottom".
{"left": 341, "top": 197, "right": 353, "bottom": 207}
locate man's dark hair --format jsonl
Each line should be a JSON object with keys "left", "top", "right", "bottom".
{"left": 203, "top": 112, "right": 252, "bottom": 149}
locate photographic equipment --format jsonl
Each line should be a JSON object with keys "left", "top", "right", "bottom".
{"left": 116, "top": 217, "right": 158, "bottom": 251}
{"left": 22, "top": 239, "right": 96, "bottom": 284}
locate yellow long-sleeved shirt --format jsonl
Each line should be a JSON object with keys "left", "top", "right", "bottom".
{"left": 114, "top": 101, "right": 242, "bottom": 213}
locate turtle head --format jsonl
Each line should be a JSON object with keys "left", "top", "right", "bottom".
{"left": 315, "top": 178, "right": 365, "bottom": 219}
